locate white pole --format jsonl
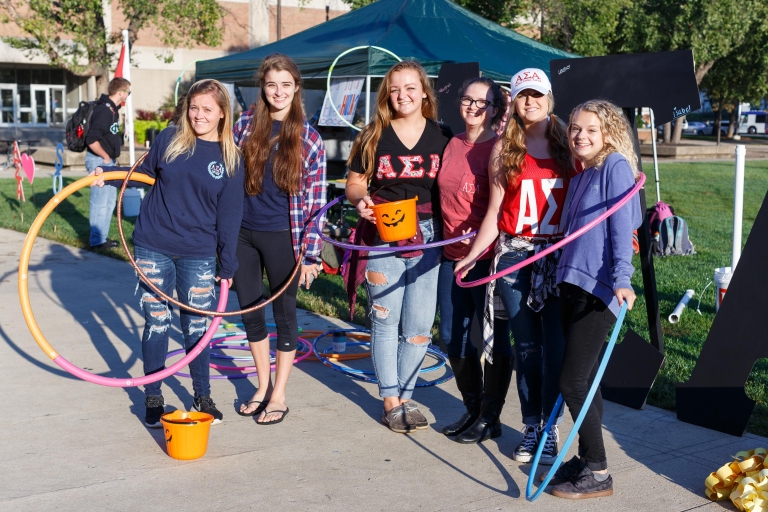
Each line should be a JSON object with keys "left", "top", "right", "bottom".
{"left": 732, "top": 144, "right": 746, "bottom": 270}
{"left": 650, "top": 108, "right": 661, "bottom": 203}
{"left": 365, "top": 75, "right": 371, "bottom": 125}
{"left": 122, "top": 29, "right": 135, "bottom": 165}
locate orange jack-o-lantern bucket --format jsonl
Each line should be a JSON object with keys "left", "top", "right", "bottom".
{"left": 370, "top": 196, "right": 419, "bottom": 242}
{"left": 160, "top": 410, "right": 214, "bottom": 460}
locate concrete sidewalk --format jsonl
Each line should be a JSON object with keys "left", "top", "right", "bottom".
{"left": 0, "top": 227, "right": 754, "bottom": 511}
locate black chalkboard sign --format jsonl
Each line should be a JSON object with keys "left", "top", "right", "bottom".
{"left": 435, "top": 62, "right": 480, "bottom": 135}
{"left": 550, "top": 50, "right": 701, "bottom": 125}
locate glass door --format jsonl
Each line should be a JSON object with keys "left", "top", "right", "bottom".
{"left": 31, "top": 85, "right": 49, "bottom": 125}
{"left": 50, "top": 86, "right": 65, "bottom": 125}
{"left": 0, "top": 84, "right": 16, "bottom": 125}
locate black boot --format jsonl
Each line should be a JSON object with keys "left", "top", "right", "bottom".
{"left": 442, "top": 354, "right": 483, "bottom": 436}
{"left": 456, "top": 355, "right": 514, "bottom": 443}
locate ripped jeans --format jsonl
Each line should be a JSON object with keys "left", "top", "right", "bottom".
{"left": 135, "top": 245, "right": 216, "bottom": 398}
{"left": 365, "top": 218, "right": 441, "bottom": 400}
{"left": 496, "top": 249, "right": 565, "bottom": 425}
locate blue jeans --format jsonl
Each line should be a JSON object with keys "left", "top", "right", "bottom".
{"left": 496, "top": 249, "right": 565, "bottom": 425}
{"left": 135, "top": 245, "right": 216, "bottom": 398}
{"left": 86, "top": 152, "right": 117, "bottom": 246}
{"left": 365, "top": 218, "right": 441, "bottom": 400}
{"left": 437, "top": 258, "right": 511, "bottom": 359}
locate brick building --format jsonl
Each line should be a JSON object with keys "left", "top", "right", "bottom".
{"left": 0, "top": 0, "right": 349, "bottom": 129}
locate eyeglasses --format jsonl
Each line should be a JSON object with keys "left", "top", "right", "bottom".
{"left": 122, "top": 90, "right": 132, "bottom": 96}
{"left": 459, "top": 96, "right": 493, "bottom": 109}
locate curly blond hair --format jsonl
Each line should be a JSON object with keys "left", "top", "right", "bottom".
{"left": 497, "top": 92, "right": 571, "bottom": 183}
{"left": 568, "top": 100, "right": 639, "bottom": 179}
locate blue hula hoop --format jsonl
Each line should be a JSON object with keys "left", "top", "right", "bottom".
{"left": 313, "top": 329, "right": 454, "bottom": 386}
{"left": 526, "top": 302, "right": 628, "bottom": 502}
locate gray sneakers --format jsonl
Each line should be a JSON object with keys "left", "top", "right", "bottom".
{"left": 402, "top": 402, "right": 429, "bottom": 430}
{"left": 381, "top": 405, "right": 415, "bottom": 433}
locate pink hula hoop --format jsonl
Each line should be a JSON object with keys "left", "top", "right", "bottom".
{"left": 457, "top": 173, "right": 645, "bottom": 288}
{"left": 54, "top": 282, "right": 229, "bottom": 387}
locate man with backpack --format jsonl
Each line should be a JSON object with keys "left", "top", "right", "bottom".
{"left": 85, "top": 77, "right": 131, "bottom": 249}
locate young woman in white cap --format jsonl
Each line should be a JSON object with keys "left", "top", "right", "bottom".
{"left": 454, "top": 68, "right": 575, "bottom": 462}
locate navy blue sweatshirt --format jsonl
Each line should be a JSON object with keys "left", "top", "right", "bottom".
{"left": 107, "top": 127, "right": 244, "bottom": 278}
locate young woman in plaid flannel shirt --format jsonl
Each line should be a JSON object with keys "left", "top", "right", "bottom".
{"left": 232, "top": 54, "right": 326, "bottom": 424}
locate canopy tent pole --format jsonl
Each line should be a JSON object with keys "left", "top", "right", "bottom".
{"left": 365, "top": 75, "right": 371, "bottom": 124}
{"left": 650, "top": 108, "right": 661, "bottom": 203}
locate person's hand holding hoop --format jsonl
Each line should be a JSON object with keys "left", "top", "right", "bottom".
{"left": 614, "top": 287, "right": 636, "bottom": 310}
{"left": 89, "top": 166, "right": 107, "bottom": 188}
{"left": 453, "top": 254, "right": 478, "bottom": 279}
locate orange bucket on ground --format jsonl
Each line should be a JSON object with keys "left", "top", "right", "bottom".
{"left": 160, "top": 410, "right": 214, "bottom": 460}
{"left": 370, "top": 196, "right": 419, "bottom": 242}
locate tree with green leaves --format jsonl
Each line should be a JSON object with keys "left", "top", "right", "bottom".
{"left": 616, "top": 0, "right": 757, "bottom": 143}
{"left": 532, "top": 0, "right": 630, "bottom": 57}
{"left": 0, "top": 0, "right": 224, "bottom": 93}
{"left": 701, "top": 6, "right": 768, "bottom": 142}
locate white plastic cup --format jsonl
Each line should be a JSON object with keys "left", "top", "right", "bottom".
{"left": 332, "top": 332, "right": 346, "bottom": 353}
{"left": 714, "top": 267, "right": 732, "bottom": 312}
{"left": 123, "top": 188, "right": 144, "bottom": 217}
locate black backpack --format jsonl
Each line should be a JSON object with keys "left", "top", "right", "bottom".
{"left": 65, "top": 101, "right": 97, "bottom": 152}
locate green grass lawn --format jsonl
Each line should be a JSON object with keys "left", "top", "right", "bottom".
{"left": 3, "top": 160, "right": 768, "bottom": 434}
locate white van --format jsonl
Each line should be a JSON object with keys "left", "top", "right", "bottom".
{"left": 739, "top": 111, "right": 767, "bottom": 134}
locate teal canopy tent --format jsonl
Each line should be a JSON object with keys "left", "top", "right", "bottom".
{"left": 196, "top": 0, "right": 576, "bottom": 123}
{"left": 197, "top": 0, "right": 575, "bottom": 82}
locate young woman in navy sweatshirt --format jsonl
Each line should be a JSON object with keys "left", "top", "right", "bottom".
{"left": 90, "top": 79, "right": 244, "bottom": 428}
{"left": 546, "top": 99, "right": 642, "bottom": 500}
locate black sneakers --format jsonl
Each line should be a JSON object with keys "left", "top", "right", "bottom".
{"left": 193, "top": 395, "right": 223, "bottom": 425}
{"left": 144, "top": 395, "right": 165, "bottom": 428}
{"left": 540, "top": 455, "right": 586, "bottom": 486}
{"left": 91, "top": 239, "right": 119, "bottom": 250}
{"left": 551, "top": 463, "right": 614, "bottom": 499}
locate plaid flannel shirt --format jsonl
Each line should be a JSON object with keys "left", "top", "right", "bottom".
{"left": 233, "top": 111, "right": 327, "bottom": 265}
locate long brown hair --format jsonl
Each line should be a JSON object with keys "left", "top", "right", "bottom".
{"left": 243, "top": 53, "right": 305, "bottom": 195}
{"left": 568, "top": 100, "right": 640, "bottom": 179}
{"left": 346, "top": 60, "right": 438, "bottom": 180}
{"left": 165, "top": 79, "right": 239, "bottom": 177}
{"left": 498, "top": 91, "right": 571, "bottom": 183}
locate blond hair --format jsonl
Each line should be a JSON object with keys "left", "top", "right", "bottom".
{"left": 568, "top": 100, "right": 639, "bottom": 179}
{"left": 165, "top": 79, "right": 240, "bottom": 178}
{"left": 347, "top": 61, "right": 438, "bottom": 179}
{"left": 498, "top": 92, "right": 571, "bottom": 183}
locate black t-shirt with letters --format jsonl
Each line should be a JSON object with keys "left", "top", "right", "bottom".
{"left": 348, "top": 120, "right": 451, "bottom": 220}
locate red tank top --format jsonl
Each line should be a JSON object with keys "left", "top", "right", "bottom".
{"left": 498, "top": 154, "right": 571, "bottom": 238}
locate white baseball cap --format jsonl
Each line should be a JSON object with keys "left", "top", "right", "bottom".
{"left": 509, "top": 68, "right": 552, "bottom": 99}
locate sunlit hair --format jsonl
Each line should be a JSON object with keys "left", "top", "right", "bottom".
{"left": 458, "top": 77, "right": 505, "bottom": 129}
{"left": 243, "top": 53, "right": 304, "bottom": 195}
{"left": 164, "top": 79, "right": 239, "bottom": 178}
{"left": 568, "top": 99, "right": 639, "bottom": 179}
{"left": 347, "top": 60, "right": 437, "bottom": 179}
{"left": 498, "top": 90, "right": 570, "bottom": 183}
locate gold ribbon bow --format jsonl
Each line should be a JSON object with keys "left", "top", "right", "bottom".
{"left": 706, "top": 448, "right": 768, "bottom": 511}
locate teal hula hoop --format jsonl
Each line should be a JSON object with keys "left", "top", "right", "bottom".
{"left": 526, "top": 301, "right": 629, "bottom": 502}
{"left": 326, "top": 46, "right": 402, "bottom": 131}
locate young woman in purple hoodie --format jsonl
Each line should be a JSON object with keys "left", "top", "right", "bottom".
{"left": 546, "top": 100, "right": 642, "bottom": 500}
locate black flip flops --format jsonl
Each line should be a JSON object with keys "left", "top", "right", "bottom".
{"left": 237, "top": 400, "right": 267, "bottom": 417}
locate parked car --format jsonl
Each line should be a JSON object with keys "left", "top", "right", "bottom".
{"left": 683, "top": 121, "right": 708, "bottom": 135}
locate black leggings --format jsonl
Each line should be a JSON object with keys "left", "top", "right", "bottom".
{"left": 558, "top": 282, "right": 616, "bottom": 471}
{"left": 234, "top": 228, "right": 299, "bottom": 352}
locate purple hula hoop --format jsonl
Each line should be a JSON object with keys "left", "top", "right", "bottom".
{"left": 457, "top": 173, "right": 646, "bottom": 288}
{"left": 314, "top": 194, "right": 476, "bottom": 251}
